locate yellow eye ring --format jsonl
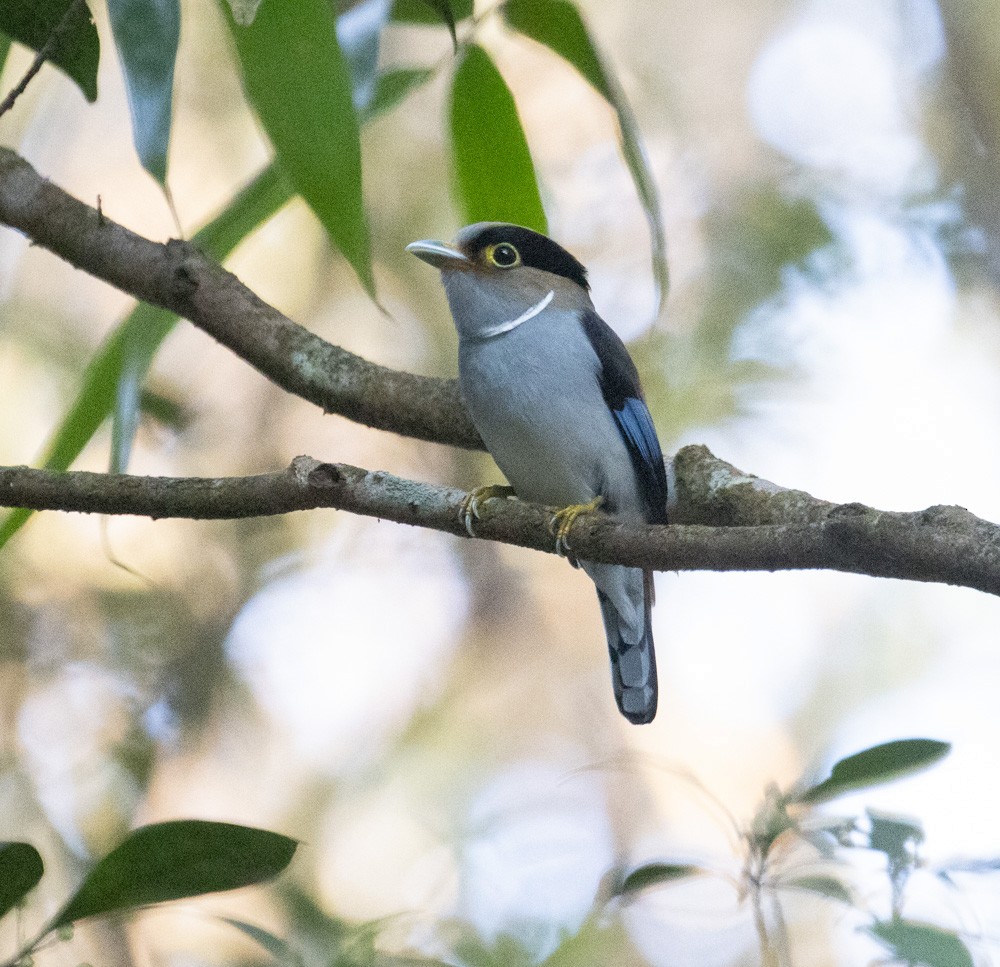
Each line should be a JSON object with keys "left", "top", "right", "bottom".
{"left": 486, "top": 242, "right": 521, "bottom": 268}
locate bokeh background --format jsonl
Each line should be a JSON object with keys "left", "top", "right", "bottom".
{"left": 2, "top": 0, "right": 1000, "bottom": 964}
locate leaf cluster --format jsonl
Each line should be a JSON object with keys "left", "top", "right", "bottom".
{"left": 614, "top": 738, "right": 987, "bottom": 967}
{"left": 0, "top": 0, "right": 665, "bottom": 549}
{"left": 0, "top": 820, "right": 297, "bottom": 967}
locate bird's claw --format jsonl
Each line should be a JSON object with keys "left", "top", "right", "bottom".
{"left": 459, "top": 485, "right": 516, "bottom": 537}
{"left": 549, "top": 496, "right": 604, "bottom": 564}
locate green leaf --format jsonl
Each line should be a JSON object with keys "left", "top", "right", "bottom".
{"left": 454, "top": 931, "right": 537, "bottom": 967}
{"left": 106, "top": 0, "right": 180, "bottom": 184}
{"left": 781, "top": 874, "right": 853, "bottom": 905}
{"left": 869, "top": 920, "right": 974, "bottom": 967}
{"left": 796, "top": 739, "right": 951, "bottom": 805}
{"left": 224, "top": 917, "right": 304, "bottom": 966}
{"left": 364, "top": 67, "right": 432, "bottom": 122}
{"left": 503, "top": 0, "right": 668, "bottom": 309}
{"left": 540, "top": 915, "right": 631, "bottom": 967}
{"left": 227, "top": 0, "right": 375, "bottom": 297}
{"left": 867, "top": 808, "right": 923, "bottom": 865}
{"left": 392, "top": 0, "right": 460, "bottom": 50}
{"left": 0, "top": 842, "right": 44, "bottom": 920}
{"left": 0, "top": 32, "right": 12, "bottom": 75}
{"left": 391, "top": 0, "right": 473, "bottom": 32}
{"left": 105, "top": 163, "right": 289, "bottom": 477}
{"left": 616, "top": 863, "right": 700, "bottom": 897}
{"left": 0, "top": 0, "right": 99, "bottom": 101}
{"left": 49, "top": 821, "right": 297, "bottom": 929}
{"left": 449, "top": 44, "right": 546, "bottom": 233}
{"left": 0, "top": 48, "right": 421, "bottom": 547}
{"left": 0, "top": 163, "right": 291, "bottom": 549}
{"left": 110, "top": 343, "right": 144, "bottom": 475}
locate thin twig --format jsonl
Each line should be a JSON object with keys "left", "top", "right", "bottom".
{"left": 0, "top": 0, "right": 89, "bottom": 119}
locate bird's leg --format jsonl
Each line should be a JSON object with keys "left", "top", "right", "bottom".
{"left": 459, "top": 485, "right": 517, "bottom": 537}
{"left": 549, "top": 496, "right": 605, "bottom": 563}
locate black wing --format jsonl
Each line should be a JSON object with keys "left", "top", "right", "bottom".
{"left": 580, "top": 310, "right": 668, "bottom": 525}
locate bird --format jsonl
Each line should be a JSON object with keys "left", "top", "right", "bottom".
{"left": 407, "top": 223, "right": 668, "bottom": 725}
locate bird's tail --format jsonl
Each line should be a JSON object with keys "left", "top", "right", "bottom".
{"left": 596, "top": 571, "right": 657, "bottom": 724}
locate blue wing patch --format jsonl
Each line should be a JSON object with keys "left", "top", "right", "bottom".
{"left": 614, "top": 397, "right": 668, "bottom": 525}
{"left": 579, "top": 310, "right": 668, "bottom": 525}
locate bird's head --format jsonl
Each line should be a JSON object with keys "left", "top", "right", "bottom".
{"left": 407, "top": 222, "right": 592, "bottom": 341}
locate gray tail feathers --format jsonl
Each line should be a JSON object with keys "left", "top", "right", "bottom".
{"left": 596, "top": 573, "right": 657, "bottom": 725}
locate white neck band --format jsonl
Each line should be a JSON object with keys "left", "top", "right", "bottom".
{"left": 479, "top": 290, "right": 554, "bottom": 339}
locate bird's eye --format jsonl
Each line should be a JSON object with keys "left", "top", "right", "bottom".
{"left": 488, "top": 243, "right": 520, "bottom": 268}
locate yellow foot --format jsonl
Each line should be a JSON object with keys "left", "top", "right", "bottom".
{"left": 460, "top": 485, "right": 517, "bottom": 537}
{"left": 549, "top": 496, "right": 605, "bottom": 561}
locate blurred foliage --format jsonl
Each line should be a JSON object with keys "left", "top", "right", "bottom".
{"left": 0, "top": 0, "right": 99, "bottom": 101}
{"left": 637, "top": 185, "right": 834, "bottom": 437}
{"left": 0, "top": 821, "right": 297, "bottom": 966}
{"left": 620, "top": 739, "right": 980, "bottom": 967}
{"left": 2, "top": 1, "right": 1000, "bottom": 966}
{"left": 95, "top": 584, "right": 234, "bottom": 735}
{"left": 0, "top": 740, "right": 979, "bottom": 967}
{"left": 696, "top": 186, "right": 832, "bottom": 364}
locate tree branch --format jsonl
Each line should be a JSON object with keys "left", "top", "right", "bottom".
{"left": 0, "top": 147, "right": 481, "bottom": 450}
{"left": 2, "top": 446, "right": 998, "bottom": 596}
{"left": 3, "top": 148, "right": 999, "bottom": 596}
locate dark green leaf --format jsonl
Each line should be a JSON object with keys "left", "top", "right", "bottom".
{"left": 0, "top": 32, "right": 12, "bottom": 75}
{"left": 781, "top": 874, "right": 853, "bottom": 905}
{"left": 50, "top": 821, "right": 297, "bottom": 929}
{"left": 503, "top": 0, "right": 667, "bottom": 309}
{"left": 797, "top": 739, "right": 951, "bottom": 805}
{"left": 0, "top": 37, "right": 411, "bottom": 541}
{"left": 363, "top": 67, "right": 432, "bottom": 123}
{"left": 136, "top": 387, "right": 191, "bottom": 431}
{"left": 227, "top": 0, "right": 375, "bottom": 296}
{"left": 392, "top": 0, "right": 460, "bottom": 49}
{"left": 0, "top": 842, "right": 44, "bottom": 919}
{"left": 869, "top": 920, "right": 973, "bottom": 967}
{"left": 505, "top": 0, "right": 608, "bottom": 98}
{"left": 867, "top": 808, "right": 923, "bottom": 865}
{"left": 106, "top": 0, "right": 179, "bottom": 184}
{"left": 0, "top": 164, "right": 291, "bottom": 549}
{"left": 224, "top": 917, "right": 304, "bottom": 965}
{"left": 449, "top": 44, "right": 546, "bottom": 232}
{"left": 0, "top": 0, "right": 99, "bottom": 101}
{"left": 617, "top": 863, "right": 700, "bottom": 897}
{"left": 391, "top": 0, "right": 473, "bottom": 33}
